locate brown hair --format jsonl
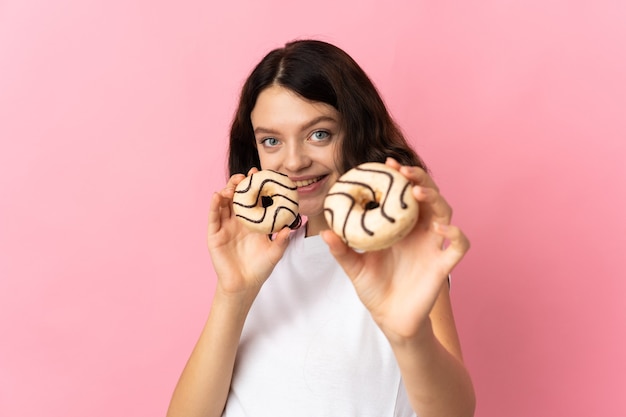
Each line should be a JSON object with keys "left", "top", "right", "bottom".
{"left": 228, "top": 39, "right": 427, "bottom": 176}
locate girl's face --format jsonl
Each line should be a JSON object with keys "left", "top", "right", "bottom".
{"left": 251, "top": 85, "right": 343, "bottom": 235}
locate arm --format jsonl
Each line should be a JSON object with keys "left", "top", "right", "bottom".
{"left": 321, "top": 158, "right": 475, "bottom": 417}
{"left": 389, "top": 285, "right": 475, "bottom": 417}
{"left": 167, "top": 173, "right": 291, "bottom": 417}
{"left": 166, "top": 290, "right": 254, "bottom": 417}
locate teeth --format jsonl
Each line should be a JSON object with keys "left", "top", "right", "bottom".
{"left": 294, "top": 176, "right": 322, "bottom": 188}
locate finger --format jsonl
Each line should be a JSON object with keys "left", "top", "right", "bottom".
{"left": 385, "top": 157, "right": 438, "bottom": 189}
{"left": 320, "top": 230, "right": 364, "bottom": 278}
{"left": 384, "top": 157, "right": 402, "bottom": 170}
{"left": 221, "top": 173, "right": 246, "bottom": 199}
{"left": 207, "top": 192, "right": 223, "bottom": 235}
{"left": 433, "top": 222, "right": 470, "bottom": 270}
{"left": 394, "top": 164, "right": 435, "bottom": 189}
{"left": 265, "top": 227, "right": 291, "bottom": 265}
{"left": 271, "top": 226, "right": 292, "bottom": 245}
{"left": 413, "top": 185, "right": 452, "bottom": 221}
{"left": 220, "top": 192, "right": 233, "bottom": 222}
{"left": 217, "top": 174, "right": 248, "bottom": 221}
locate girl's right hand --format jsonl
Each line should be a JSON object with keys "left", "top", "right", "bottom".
{"left": 207, "top": 169, "right": 291, "bottom": 298}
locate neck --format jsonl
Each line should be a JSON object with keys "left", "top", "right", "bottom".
{"left": 304, "top": 214, "right": 329, "bottom": 237}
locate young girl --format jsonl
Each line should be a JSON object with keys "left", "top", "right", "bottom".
{"left": 167, "top": 39, "right": 475, "bottom": 417}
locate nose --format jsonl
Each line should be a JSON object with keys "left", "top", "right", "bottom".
{"left": 283, "top": 142, "right": 312, "bottom": 173}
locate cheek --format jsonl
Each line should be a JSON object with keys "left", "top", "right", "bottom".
{"left": 330, "top": 137, "right": 344, "bottom": 169}
{"left": 330, "top": 145, "right": 344, "bottom": 175}
{"left": 256, "top": 151, "right": 275, "bottom": 170}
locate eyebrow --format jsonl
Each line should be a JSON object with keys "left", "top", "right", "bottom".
{"left": 253, "top": 115, "right": 339, "bottom": 135}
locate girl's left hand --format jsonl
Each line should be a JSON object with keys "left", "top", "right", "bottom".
{"left": 321, "top": 158, "right": 470, "bottom": 342}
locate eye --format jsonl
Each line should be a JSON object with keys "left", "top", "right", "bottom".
{"left": 310, "top": 130, "right": 330, "bottom": 141}
{"left": 261, "top": 137, "right": 280, "bottom": 147}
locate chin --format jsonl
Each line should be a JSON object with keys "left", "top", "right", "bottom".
{"left": 298, "top": 203, "right": 325, "bottom": 220}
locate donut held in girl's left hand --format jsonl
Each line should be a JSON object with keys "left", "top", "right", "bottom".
{"left": 323, "top": 162, "right": 418, "bottom": 251}
{"left": 233, "top": 170, "right": 301, "bottom": 234}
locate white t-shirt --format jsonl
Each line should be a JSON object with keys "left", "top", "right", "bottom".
{"left": 222, "top": 226, "right": 416, "bottom": 417}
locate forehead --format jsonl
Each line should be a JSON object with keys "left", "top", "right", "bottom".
{"left": 251, "top": 85, "right": 340, "bottom": 130}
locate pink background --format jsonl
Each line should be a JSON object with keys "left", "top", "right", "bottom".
{"left": 1, "top": 1, "right": 625, "bottom": 416}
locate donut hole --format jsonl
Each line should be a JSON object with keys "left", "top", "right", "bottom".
{"left": 364, "top": 201, "right": 380, "bottom": 210}
{"left": 357, "top": 191, "right": 381, "bottom": 211}
{"left": 261, "top": 195, "right": 274, "bottom": 208}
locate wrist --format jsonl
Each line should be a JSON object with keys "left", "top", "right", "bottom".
{"left": 213, "top": 284, "right": 259, "bottom": 316}
{"left": 382, "top": 316, "right": 437, "bottom": 351}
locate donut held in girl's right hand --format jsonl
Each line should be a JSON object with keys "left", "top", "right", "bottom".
{"left": 232, "top": 170, "right": 301, "bottom": 234}
{"left": 323, "top": 162, "right": 418, "bottom": 251}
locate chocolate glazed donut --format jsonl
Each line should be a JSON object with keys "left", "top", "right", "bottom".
{"left": 232, "top": 170, "right": 301, "bottom": 234}
{"left": 323, "top": 162, "right": 418, "bottom": 251}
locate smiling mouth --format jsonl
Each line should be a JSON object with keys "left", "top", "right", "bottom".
{"left": 293, "top": 175, "right": 325, "bottom": 188}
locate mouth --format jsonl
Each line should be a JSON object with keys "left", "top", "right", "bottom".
{"left": 293, "top": 175, "right": 326, "bottom": 189}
